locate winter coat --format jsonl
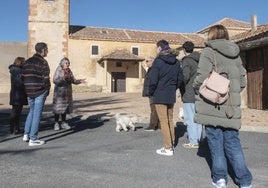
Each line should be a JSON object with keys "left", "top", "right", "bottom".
{"left": 193, "top": 39, "right": 247, "bottom": 130}
{"left": 181, "top": 51, "right": 200, "bottom": 103}
{"left": 142, "top": 67, "right": 151, "bottom": 97}
{"left": 22, "top": 53, "right": 51, "bottom": 98}
{"left": 53, "top": 66, "right": 81, "bottom": 114}
{"left": 149, "top": 49, "right": 184, "bottom": 104}
{"left": 9, "top": 65, "right": 28, "bottom": 106}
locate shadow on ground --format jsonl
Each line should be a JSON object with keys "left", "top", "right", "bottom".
{"left": 0, "top": 95, "right": 129, "bottom": 142}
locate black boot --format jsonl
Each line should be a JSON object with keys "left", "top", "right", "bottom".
{"left": 13, "top": 118, "right": 22, "bottom": 134}
{"left": 14, "top": 126, "right": 22, "bottom": 134}
{"left": 9, "top": 119, "right": 14, "bottom": 134}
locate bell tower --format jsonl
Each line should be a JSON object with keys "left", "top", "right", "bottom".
{"left": 28, "top": 0, "right": 70, "bottom": 72}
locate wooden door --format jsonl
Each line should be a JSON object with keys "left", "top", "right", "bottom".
{"left": 247, "top": 68, "right": 263, "bottom": 109}
{"left": 111, "top": 72, "right": 126, "bottom": 92}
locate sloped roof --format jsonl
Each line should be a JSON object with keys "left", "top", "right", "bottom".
{"left": 232, "top": 24, "right": 268, "bottom": 42}
{"left": 98, "top": 49, "right": 145, "bottom": 63}
{"left": 197, "top": 18, "right": 251, "bottom": 34}
{"left": 69, "top": 25, "right": 206, "bottom": 47}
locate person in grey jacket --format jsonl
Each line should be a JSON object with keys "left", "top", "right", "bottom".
{"left": 193, "top": 25, "right": 252, "bottom": 188}
{"left": 53, "top": 57, "right": 86, "bottom": 130}
{"left": 149, "top": 40, "right": 183, "bottom": 156}
{"left": 180, "top": 41, "right": 202, "bottom": 149}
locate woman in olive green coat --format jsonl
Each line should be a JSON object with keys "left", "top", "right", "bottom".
{"left": 193, "top": 25, "right": 252, "bottom": 188}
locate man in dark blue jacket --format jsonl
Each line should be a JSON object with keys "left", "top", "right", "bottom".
{"left": 149, "top": 40, "right": 183, "bottom": 156}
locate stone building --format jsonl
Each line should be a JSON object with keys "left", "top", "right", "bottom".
{"left": 27, "top": 0, "right": 207, "bottom": 93}
{"left": 0, "top": 0, "right": 254, "bottom": 95}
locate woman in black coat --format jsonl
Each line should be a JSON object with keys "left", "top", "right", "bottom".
{"left": 9, "top": 57, "right": 28, "bottom": 134}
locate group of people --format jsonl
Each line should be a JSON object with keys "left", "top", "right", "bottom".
{"left": 142, "top": 25, "right": 252, "bottom": 188}
{"left": 142, "top": 40, "right": 202, "bottom": 153}
{"left": 9, "top": 24, "right": 252, "bottom": 188}
{"left": 9, "top": 42, "right": 85, "bottom": 146}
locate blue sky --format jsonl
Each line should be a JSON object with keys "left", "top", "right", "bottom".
{"left": 0, "top": 0, "right": 267, "bottom": 42}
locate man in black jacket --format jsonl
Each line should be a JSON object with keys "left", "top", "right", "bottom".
{"left": 22, "top": 42, "right": 50, "bottom": 146}
{"left": 149, "top": 40, "right": 183, "bottom": 156}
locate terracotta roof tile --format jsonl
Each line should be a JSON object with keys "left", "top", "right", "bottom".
{"left": 98, "top": 49, "right": 145, "bottom": 63}
{"left": 181, "top": 33, "right": 206, "bottom": 47}
{"left": 69, "top": 25, "right": 206, "bottom": 47}
{"left": 232, "top": 24, "right": 268, "bottom": 42}
{"left": 69, "top": 26, "right": 129, "bottom": 41}
{"left": 69, "top": 18, "right": 258, "bottom": 49}
{"left": 197, "top": 18, "right": 251, "bottom": 33}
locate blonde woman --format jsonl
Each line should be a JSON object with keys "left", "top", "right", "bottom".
{"left": 193, "top": 25, "right": 252, "bottom": 188}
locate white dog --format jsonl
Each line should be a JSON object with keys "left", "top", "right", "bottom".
{"left": 178, "top": 107, "right": 184, "bottom": 120}
{"left": 115, "top": 113, "right": 137, "bottom": 132}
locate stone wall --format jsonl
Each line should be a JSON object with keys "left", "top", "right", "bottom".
{"left": 28, "top": 0, "right": 69, "bottom": 81}
{"left": 0, "top": 42, "right": 27, "bottom": 93}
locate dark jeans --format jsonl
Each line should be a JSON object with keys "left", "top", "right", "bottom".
{"left": 54, "top": 113, "right": 66, "bottom": 122}
{"left": 205, "top": 126, "right": 252, "bottom": 187}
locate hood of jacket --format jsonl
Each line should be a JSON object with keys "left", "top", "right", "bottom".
{"left": 157, "top": 48, "right": 178, "bottom": 65}
{"left": 9, "top": 64, "right": 22, "bottom": 74}
{"left": 182, "top": 51, "right": 200, "bottom": 63}
{"left": 205, "top": 39, "right": 240, "bottom": 58}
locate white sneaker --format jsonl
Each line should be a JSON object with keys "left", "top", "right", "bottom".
{"left": 54, "top": 122, "right": 60, "bottom": 131}
{"left": 240, "top": 185, "right": 252, "bottom": 188}
{"left": 156, "top": 147, "right": 173, "bottom": 156}
{"left": 61, "top": 121, "right": 71, "bottom": 130}
{"left": 22, "top": 134, "right": 29, "bottom": 142}
{"left": 29, "top": 139, "right": 45, "bottom": 146}
{"left": 212, "top": 179, "right": 226, "bottom": 188}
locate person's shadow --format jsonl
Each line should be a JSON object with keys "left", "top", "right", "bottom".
{"left": 174, "top": 121, "right": 187, "bottom": 147}
{"left": 39, "top": 112, "right": 111, "bottom": 142}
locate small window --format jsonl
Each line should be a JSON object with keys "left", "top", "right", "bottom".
{"left": 101, "top": 30, "right": 108, "bottom": 34}
{"left": 132, "top": 47, "right": 139, "bottom": 56}
{"left": 116, "top": 62, "right": 122, "bottom": 67}
{"left": 91, "top": 45, "right": 99, "bottom": 55}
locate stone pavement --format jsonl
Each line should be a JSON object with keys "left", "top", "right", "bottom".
{"left": 0, "top": 92, "right": 268, "bottom": 188}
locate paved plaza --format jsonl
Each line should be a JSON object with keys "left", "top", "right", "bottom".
{"left": 0, "top": 92, "right": 268, "bottom": 188}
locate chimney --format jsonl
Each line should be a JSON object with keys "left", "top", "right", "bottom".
{"left": 251, "top": 14, "right": 257, "bottom": 31}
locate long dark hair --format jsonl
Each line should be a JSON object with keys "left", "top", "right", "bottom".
{"left": 13, "top": 57, "right": 25, "bottom": 67}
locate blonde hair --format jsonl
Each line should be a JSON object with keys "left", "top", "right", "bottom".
{"left": 207, "top": 25, "right": 229, "bottom": 40}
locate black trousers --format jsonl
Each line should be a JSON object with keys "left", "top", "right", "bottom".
{"left": 10, "top": 105, "right": 23, "bottom": 133}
